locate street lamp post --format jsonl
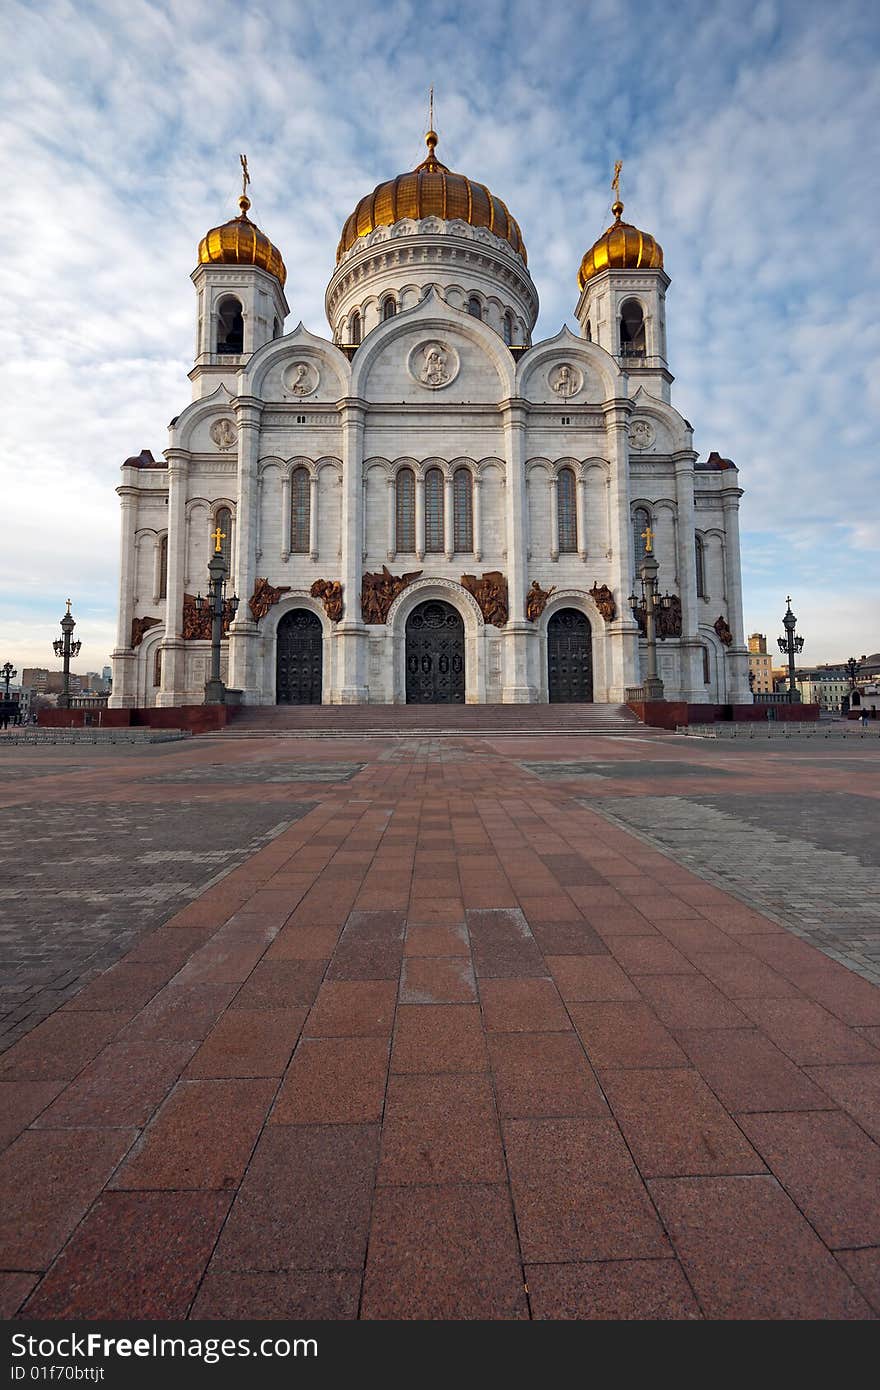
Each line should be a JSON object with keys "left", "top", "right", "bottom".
{"left": 628, "top": 524, "right": 673, "bottom": 702}
{"left": 52, "top": 601, "right": 82, "bottom": 708}
{"left": 776, "top": 597, "right": 804, "bottom": 703}
{"left": 1, "top": 662, "right": 16, "bottom": 698}
{"left": 844, "top": 656, "right": 861, "bottom": 713}
{"left": 195, "top": 526, "right": 239, "bottom": 705}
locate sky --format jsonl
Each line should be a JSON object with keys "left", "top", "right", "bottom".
{"left": 1, "top": 0, "right": 878, "bottom": 675}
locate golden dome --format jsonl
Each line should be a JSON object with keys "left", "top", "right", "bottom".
{"left": 198, "top": 194, "right": 286, "bottom": 286}
{"left": 336, "top": 132, "right": 527, "bottom": 266}
{"left": 577, "top": 199, "right": 663, "bottom": 290}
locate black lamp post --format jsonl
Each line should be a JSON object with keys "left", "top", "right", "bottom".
{"left": 776, "top": 596, "right": 804, "bottom": 703}
{"left": 844, "top": 656, "right": 861, "bottom": 712}
{"left": 1, "top": 662, "right": 15, "bottom": 698}
{"left": 52, "top": 601, "right": 82, "bottom": 708}
{"left": 628, "top": 524, "right": 672, "bottom": 701}
{"left": 196, "top": 526, "right": 239, "bottom": 704}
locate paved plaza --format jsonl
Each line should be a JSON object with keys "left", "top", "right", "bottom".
{"left": 1, "top": 726, "right": 879, "bottom": 1319}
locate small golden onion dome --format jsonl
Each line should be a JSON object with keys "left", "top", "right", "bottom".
{"left": 577, "top": 198, "right": 662, "bottom": 290}
{"left": 198, "top": 194, "right": 286, "bottom": 286}
{"left": 336, "top": 131, "right": 527, "bottom": 265}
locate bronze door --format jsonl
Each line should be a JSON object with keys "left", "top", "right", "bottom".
{"left": 548, "top": 608, "right": 593, "bottom": 703}
{"left": 276, "top": 609, "right": 323, "bottom": 704}
{"left": 405, "top": 601, "right": 465, "bottom": 704}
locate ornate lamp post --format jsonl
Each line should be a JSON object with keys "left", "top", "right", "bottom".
{"left": 195, "top": 526, "right": 239, "bottom": 704}
{"left": 1, "top": 662, "right": 16, "bottom": 698}
{"left": 844, "top": 656, "right": 861, "bottom": 713}
{"left": 776, "top": 596, "right": 804, "bottom": 703}
{"left": 628, "top": 523, "right": 672, "bottom": 701}
{"left": 52, "top": 601, "right": 82, "bottom": 708}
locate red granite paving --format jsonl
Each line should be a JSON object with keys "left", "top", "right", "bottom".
{"left": 1, "top": 730, "right": 879, "bottom": 1319}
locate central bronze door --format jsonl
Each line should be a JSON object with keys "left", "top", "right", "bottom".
{"left": 405, "top": 601, "right": 465, "bottom": 704}
{"left": 276, "top": 609, "right": 323, "bottom": 704}
{"left": 548, "top": 608, "right": 593, "bottom": 702}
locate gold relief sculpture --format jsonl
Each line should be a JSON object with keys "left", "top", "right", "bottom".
{"left": 130, "top": 615, "right": 161, "bottom": 649}
{"left": 714, "top": 615, "right": 733, "bottom": 647}
{"left": 310, "top": 579, "right": 344, "bottom": 623}
{"left": 588, "top": 582, "right": 617, "bottom": 623}
{"left": 461, "top": 571, "right": 508, "bottom": 627}
{"left": 361, "top": 567, "right": 423, "bottom": 625}
{"left": 525, "top": 581, "right": 556, "bottom": 622}
{"left": 249, "top": 578, "right": 291, "bottom": 623}
{"left": 182, "top": 593, "right": 234, "bottom": 640}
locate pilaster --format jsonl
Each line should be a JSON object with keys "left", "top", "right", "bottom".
{"left": 501, "top": 399, "right": 536, "bottom": 701}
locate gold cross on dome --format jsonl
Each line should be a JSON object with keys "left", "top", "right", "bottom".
{"left": 65, "top": 599, "right": 72, "bottom": 614}
{"left": 240, "top": 153, "right": 250, "bottom": 198}
{"left": 612, "top": 160, "right": 623, "bottom": 200}
{"left": 641, "top": 523, "right": 654, "bottom": 554}
{"left": 211, "top": 526, "right": 226, "bottom": 554}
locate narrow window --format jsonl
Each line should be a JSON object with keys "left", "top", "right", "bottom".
{"left": 585, "top": 319, "right": 592, "bottom": 342}
{"left": 619, "top": 299, "right": 645, "bottom": 358}
{"left": 702, "top": 646, "right": 711, "bottom": 684}
{"left": 453, "top": 468, "right": 473, "bottom": 553}
{"left": 633, "top": 506, "right": 651, "bottom": 571}
{"left": 467, "top": 295, "right": 482, "bottom": 319}
{"left": 350, "top": 311, "right": 361, "bottom": 345}
{"left": 158, "top": 534, "right": 168, "bottom": 600}
{"left": 214, "top": 507, "right": 232, "bottom": 570}
{"left": 273, "top": 316, "right": 281, "bottom": 339}
{"left": 216, "top": 297, "right": 243, "bottom": 354}
{"left": 425, "top": 467, "right": 444, "bottom": 552}
{"left": 291, "top": 468, "right": 310, "bottom": 553}
{"left": 695, "top": 534, "right": 706, "bottom": 597}
{"left": 382, "top": 297, "right": 396, "bottom": 321}
{"left": 502, "top": 312, "right": 513, "bottom": 346}
{"left": 557, "top": 468, "right": 577, "bottom": 553}
{"left": 153, "top": 646, "right": 162, "bottom": 687}
{"left": 396, "top": 468, "right": 415, "bottom": 552}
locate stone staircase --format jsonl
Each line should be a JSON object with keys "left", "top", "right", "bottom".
{"left": 217, "top": 703, "right": 646, "bottom": 738}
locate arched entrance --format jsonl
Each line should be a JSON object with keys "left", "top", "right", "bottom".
{"left": 548, "top": 609, "right": 593, "bottom": 702}
{"left": 276, "top": 609, "right": 323, "bottom": 704}
{"left": 405, "top": 601, "right": 465, "bottom": 704}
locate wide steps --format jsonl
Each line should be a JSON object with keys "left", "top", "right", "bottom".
{"left": 218, "top": 703, "right": 645, "bottom": 738}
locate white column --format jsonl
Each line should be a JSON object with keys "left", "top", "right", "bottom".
{"left": 109, "top": 476, "right": 139, "bottom": 707}
{"left": 336, "top": 397, "right": 369, "bottom": 702}
{"left": 280, "top": 472, "right": 290, "bottom": 560}
{"left": 386, "top": 475, "right": 396, "bottom": 561}
{"left": 549, "top": 476, "right": 559, "bottom": 560}
{"left": 501, "top": 399, "right": 535, "bottom": 701}
{"left": 227, "top": 398, "right": 263, "bottom": 701}
{"left": 157, "top": 451, "right": 188, "bottom": 706}
{"left": 415, "top": 472, "right": 425, "bottom": 560}
{"left": 604, "top": 402, "right": 640, "bottom": 701}
{"left": 673, "top": 450, "right": 703, "bottom": 702}
{"left": 472, "top": 475, "right": 482, "bottom": 562}
{"left": 576, "top": 476, "right": 588, "bottom": 561}
{"left": 721, "top": 479, "right": 751, "bottom": 701}
{"left": 444, "top": 475, "right": 454, "bottom": 559}
{"left": 309, "top": 473, "right": 319, "bottom": 560}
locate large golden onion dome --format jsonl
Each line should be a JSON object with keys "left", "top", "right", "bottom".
{"left": 577, "top": 197, "right": 662, "bottom": 291}
{"left": 198, "top": 193, "right": 286, "bottom": 286}
{"left": 336, "top": 131, "right": 527, "bottom": 266}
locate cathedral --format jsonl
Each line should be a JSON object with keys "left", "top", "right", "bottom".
{"left": 110, "top": 133, "right": 750, "bottom": 709}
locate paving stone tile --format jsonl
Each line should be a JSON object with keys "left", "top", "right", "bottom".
{"left": 488, "top": 1033, "right": 607, "bottom": 1119}
{"left": 688, "top": 950, "right": 797, "bottom": 999}
{"left": 676, "top": 1029, "right": 834, "bottom": 1113}
{"left": 466, "top": 907, "right": 546, "bottom": 978}
{"left": 0, "top": 1272, "right": 38, "bottom": 1318}
{"left": 583, "top": 907, "right": 659, "bottom": 937}
{"left": 362, "top": 1185, "right": 528, "bottom": 1319}
{"left": 653, "top": 919, "right": 736, "bottom": 955}
{"left": 264, "top": 924, "right": 341, "bottom": 960}
{"left": 526, "top": 1258, "right": 701, "bottom": 1320}
{"left": 406, "top": 896, "right": 466, "bottom": 925}
{"left": 231, "top": 959, "right": 326, "bottom": 1009}
{"left": 22, "top": 1192, "right": 231, "bottom": 1319}
{"left": 0, "top": 1012, "right": 125, "bottom": 1081}
{"left": 0, "top": 1080, "right": 65, "bottom": 1151}
{"left": 174, "top": 940, "right": 268, "bottom": 987}
{"left": 608, "top": 937, "right": 698, "bottom": 977}
{"left": 211, "top": 1124, "right": 379, "bottom": 1271}
{"left": 834, "top": 1248, "right": 880, "bottom": 1315}
{"left": 0, "top": 1127, "right": 137, "bottom": 1269}
{"left": 636, "top": 975, "right": 752, "bottom": 1030}
{"left": 119, "top": 982, "right": 238, "bottom": 1043}
{"left": 399, "top": 957, "right": 477, "bottom": 1004}
{"left": 569, "top": 1002, "right": 688, "bottom": 1069}
{"left": 527, "top": 920, "right": 608, "bottom": 955}
{"left": 601, "top": 1068, "right": 765, "bottom": 1178}
{"left": 737, "top": 998, "right": 880, "bottom": 1065}
{"left": 788, "top": 969, "right": 880, "bottom": 1027}
{"left": 391, "top": 1004, "right": 488, "bottom": 1074}
{"left": 378, "top": 1074, "right": 505, "bottom": 1184}
{"left": 738, "top": 1110, "right": 880, "bottom": 1248}
{"left": 35, "top": 1038, "right": 197, "bottom": 1127}
{"left": 504, "top": 1117, "right": 670, "bottom": 1263}
{"left": 546, "top": 955, "right": 641, "bottom": 1003}
{"left": 191, "top": 1269, "right": 361, "bottom": 1320}
{"left": 186, "top": 1008, "right": 307, "bottom": 1078}
{"left": 111, "top": 1078, "right": 275, "bottom": 1190}
{"left": 805, "top": 1063, "right": 880, "bottom": 1143}
{"left": 61, "top": 962, "right": 172, "bottom": 1015}
{"left": 516, "top": 895, "right": 582, "bottom": 924}
{"left": 305, "top": 981, "right": 397, "bottom": 1037}
{"left": 480, "top": 978, "right": 569, "bottom": 1033}
{"left": 272, "top": 1037, "right": 389, "bottom": 1123}
{"left": 403, "top": 923, "right": 470, "bottom": 957}
{"left": 648, "top": 1175, "right": 873, "bottom": 1319}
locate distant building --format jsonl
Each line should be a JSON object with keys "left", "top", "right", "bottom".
{"left": 795, "top": 664, "right": 850, "bottom": 712}
{"left": 747, "top": 633, "right": 774, "bottom": 693}
{"left": 21, "top": 667, "right": 49, "bottom": 691}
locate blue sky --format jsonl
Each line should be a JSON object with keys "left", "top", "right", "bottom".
{"left": 1, "top": 0, "right": 878, "bottom": 672}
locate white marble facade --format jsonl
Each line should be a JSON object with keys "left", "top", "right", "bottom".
{"left": 111, "top": 154, "right": 750, "bottom": 709}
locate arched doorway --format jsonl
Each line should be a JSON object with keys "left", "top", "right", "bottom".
{"left": 548, "top": 609, "right": 593, "bottom": 702}
{"left": 405, "top": 601, "right": 465, "bottom": 704}
{"left": 276, "top": 609, "right": 323, "bottom": 704}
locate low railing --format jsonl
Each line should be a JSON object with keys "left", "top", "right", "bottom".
{"left": 754, "top": 691, "right": 801, "bottom": 704}
{"left": 624, "top": 686, "right": 646, "bottom": 702}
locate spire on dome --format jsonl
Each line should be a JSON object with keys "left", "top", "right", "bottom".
{"left": 238, "top": 152, "right": 251, "bottom": 216}
{"left": 611, "top": 159, "right": 624, "bottom": 221}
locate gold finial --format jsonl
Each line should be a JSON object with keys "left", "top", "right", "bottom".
{"left": 66, "top": 599, "right": 72, "bottom": 614}
{"left": 238, "top": 153, "right": 251, "bottom": 216}
{"left": 611, "top": 159, "right": 624, "bottom": 221}
{"left": 641, "top": 522, "right": 654, "bottom": 555}
{"left": 211, "top": 525, "right": 226, "bottom": 555}
{"left": 425, "top": 86, "right": 438, "bottom": 159}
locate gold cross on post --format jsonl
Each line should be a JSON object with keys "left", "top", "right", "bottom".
{"left": 65, "top": 599, "right": 72, "bottom": 614}
{"left": 641, "top": 523, "right": 654, "bottom": 554}
{"left": 211, "top": 525, "right": 226, "bottom": 554}
{"left": 612, "top": 160, "right": 623, "bottom": 201}
{"left": 240, "top": 153, "right": 250, "bottom": 200}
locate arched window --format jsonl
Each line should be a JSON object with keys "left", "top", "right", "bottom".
{"left": 396, "top": 468, "right": 415, "bottom": 552}
{"left": 619, "top": 299, "right": 645, "bottom": 358}
{"left": 702, "top": 646, "right": 711, "bottom": 685}
{"left": 158, "top": 534, "right": 168, "bottom": 600}
{"left": 695, "top": 534, "right": 706, "bottom": 597}
{"left": 382, "top": 297, "right": 396, "bottom": 321}
{"left": 153, "top": 645, "right": 162, "bottom": 688}
{"left": 425, "top": 468, "right": 444, "bottom": 552}
{"left": 585, "top": 319, "right": 592, "bottom": 342}
{"left": 350, "top": 311, "right": 361, "bottom": 345}
{"left": 216, "top": 297, "right": 243, "bottom": 354}
{"left": 453, "top": 468, "right": 473, "bottom": 553}
{"left": 213, "top": 507, "right": 233, "bottom": 570}
{"left": 502, "top": 312, "right": 514, "bottom": 346}
{"left": 633, "top": 506, "right": 651, "bottom": 571}
{"left": 557, "top": 468, "right": 577, "bottom": 553}
{"left": 467, "top": 295, "right": 482, "bottom": 319}
{"left": 291, "top": 468, "right": 310, "bottom": 553}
